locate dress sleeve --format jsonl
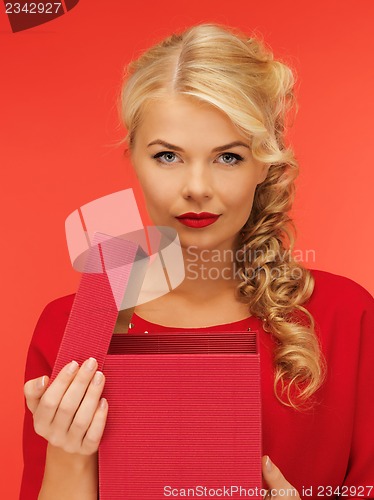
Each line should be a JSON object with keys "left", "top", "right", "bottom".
{"left": 19, "top": 296, "right": 72, "bottom": 500}
{"left": 342, "top": 287, "right": 374, "bottom": 498}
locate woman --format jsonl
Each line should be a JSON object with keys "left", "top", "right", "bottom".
{"left": 21, "top": 23, "right": 374, "bottom": 499}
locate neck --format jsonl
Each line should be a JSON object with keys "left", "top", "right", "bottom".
{"left": 174, "top": 245, "right": 241, "bottom": 300}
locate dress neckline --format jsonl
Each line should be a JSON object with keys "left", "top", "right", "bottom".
{"left": 130, "top": 311, "right": 259, "bottom": 331}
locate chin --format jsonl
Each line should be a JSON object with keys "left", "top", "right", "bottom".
{"left": 179, "top": 232, "right": 235, "bottom": 252}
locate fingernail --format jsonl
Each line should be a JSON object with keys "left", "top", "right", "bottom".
{"left": 99, "top": 398, "right": 107, "bottom": 410}
{"left": 85, "top": 357, "right": 97, "bottom": 371}
{"left": 37, "top": 376, "right": 46, "bottom": 390}
{"left": 93, "top": 371, "right": 103, "bottom": 385}
{"left": 67, "top": 360, "right": 79, "bottom": 374}
{"left": 265, "top": 455, "right": 273, "bottom": 472}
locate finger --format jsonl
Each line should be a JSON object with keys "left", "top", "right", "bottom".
{"left": 81, "top": 398, "right": 109, "bottom": 455}
{"left": 24, "top": 375, "right": 50, "bottom": 414}
{"left": 262, "top": 456, "right": 300, "bottom": 499}
{"left": 51, "top": 358, "right": 98, "bottom": 434}
{"left": 68, "top": 370, "right": 106, "bottom": 441}
{"left": 33, "top": 360, "right": 80, "bottom": 427}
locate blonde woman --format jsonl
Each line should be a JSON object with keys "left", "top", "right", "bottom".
{"left": 21, "top": 23, "right": 374, "bottom": 499}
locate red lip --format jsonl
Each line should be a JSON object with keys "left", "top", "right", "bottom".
{"left": 176, "top": 212, "right": 220, "bottom": 219}
{"left": 176, "top": 212, "right": 221, "bottom": 228}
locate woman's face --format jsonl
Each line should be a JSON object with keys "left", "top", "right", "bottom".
{"left": 130, "top": 95, "right": 269, "bottom": 253}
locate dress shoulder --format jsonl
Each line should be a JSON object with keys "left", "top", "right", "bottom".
{"left": 24, "top": 293, "right": 76, "bottom": 380}
{"left": 307, "top": 267, "right": 373, "bottom": 315}
{"left": 20, "top": 293, "right": 76, "bottom": 500}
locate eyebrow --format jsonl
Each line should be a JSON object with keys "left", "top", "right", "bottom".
{"left": 147, "top": 139, "right": 250, "bottom": 152}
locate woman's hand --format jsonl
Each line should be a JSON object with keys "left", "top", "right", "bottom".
{"left": 24, "top": 357, "right": 108, "bottom": 456}
{"left": 262, "top": 455, "right": 301, "bottom": 499}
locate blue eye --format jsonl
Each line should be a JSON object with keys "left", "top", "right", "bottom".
{"left": 153, "top": 151, "right": 178, "bottom": 164}
{"left": 152, "top": 151, "right": 244, "bottom": 166}
{"left": 218, "top": 153, "right": 244, "bottom": 165}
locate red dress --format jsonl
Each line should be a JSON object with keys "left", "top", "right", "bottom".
{"left": 19, "top": 269, "right": 374, "bottom": 499}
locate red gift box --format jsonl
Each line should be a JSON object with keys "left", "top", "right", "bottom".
{"left": 50, "top": 234, "right": 262, "bottom": 499}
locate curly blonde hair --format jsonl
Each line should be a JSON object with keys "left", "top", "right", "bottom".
{"left": 117, "top": 22, "right": 326, "bottom": 409}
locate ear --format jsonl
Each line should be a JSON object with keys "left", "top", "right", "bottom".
{"left": 257, "top": 163, "right": 270, "bottom": 185}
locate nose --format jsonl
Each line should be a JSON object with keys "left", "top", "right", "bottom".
{"left": 181, "top": 163, "right": 214, "bottom": 201}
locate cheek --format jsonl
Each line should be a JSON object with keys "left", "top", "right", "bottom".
{"left": 138, "top": 168, "right": 177, "bottom": 207}
{"left": 224, "top": 178, "right": 257, "bottom": 211}
{"left": 226, "top": 184, "right": 257, "bottom": 229}
{"left": 140, "top": 180, "right": 170, "bottom": 221}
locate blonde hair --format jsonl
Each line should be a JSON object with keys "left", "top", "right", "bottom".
{"left": 118, "top": 22, "right": 326, "bottom": 409}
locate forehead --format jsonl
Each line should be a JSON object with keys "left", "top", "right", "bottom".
{"left": 136, "top": 95, "right": 244, "bottom": 146}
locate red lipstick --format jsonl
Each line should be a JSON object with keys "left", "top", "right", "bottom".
{"left": 176, "top": 212, "right": 221, "bottom": 228}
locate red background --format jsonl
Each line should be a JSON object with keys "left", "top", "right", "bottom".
{"left": 1, "top": 0, "right": 373, "bottom": 497}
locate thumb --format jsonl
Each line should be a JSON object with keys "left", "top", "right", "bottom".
{"left": 262, "top": 456, "right": 300, "bottom": 499}
{"left": 23, "top": 375, "right": 49, "bottom": 414}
